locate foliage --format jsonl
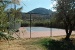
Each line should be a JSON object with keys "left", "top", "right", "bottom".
{"left": 0, "top": 1, "right": 22, "bottom": 40}
{"left": 21, "top": 21, "right": 30, "bottom": 27}
{"left": 8, "top": 7, "right": 22, "bottom": 18}
{"left": 0, "top": 0, "right": 11, "bottom": 7}
{"left": 54, "top": 0, "right": 75, "bottom": 40}
{"left": 0, "top": 6, "right": 8, "bottom": 31}
{"left": 0, "top": 32, "right": 8, "bottom": 40}
{"left": 21, "top": 20, "right": 51, "bottom": 27}
{"left": 0, "top": 32, "right": 14, "bottom": 40}
{"left": 38, "top": 38, "right": 51, "bottom": 45}
{"left": 50, "top": 16, "right": 64, "bottom": 29}
{"left": 39, "top": 38, "right": 75, "bottom": 50}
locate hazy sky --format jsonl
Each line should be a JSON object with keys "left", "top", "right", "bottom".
{"left": 8, "top": 0, "right": 56, "bottom": 12}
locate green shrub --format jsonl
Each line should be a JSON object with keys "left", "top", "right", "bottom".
{"left": 39, "top": 38, "right": 75, "bottom": 50}
{"left": 33, "top": 22, "right": 44, "bottom": 26}
{"left": 0, "top": 32, "right": 14, "bottom": 40}
{"left": 21, "top": 21, "right": 30, "bottom": 27}
{"left": 38, "top": 38, "right": 52, "bottom": 47}
{"left": 21, "top": 20, "right": 64, "bottom": 29}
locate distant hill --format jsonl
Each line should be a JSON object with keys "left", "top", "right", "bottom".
{"left": 22, "top": 8, "right": 53, "bottom": 20}
{"left": 28, "top": 8, "right": 52, "bottom": 15}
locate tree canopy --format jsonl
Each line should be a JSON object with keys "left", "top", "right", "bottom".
{"left": 0, "top": 0, "right": 22, "bottom": 40}
{"left": 55, "top": 0, "right": 75, "bottom": 40}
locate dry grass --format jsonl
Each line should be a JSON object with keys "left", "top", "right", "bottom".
{"left": 0, "top": 35, "right": 75, "bottom": 50}
{"left": 0, "top": 38, "right": 47, "bottom": 50}
{"left": 0, "top": 40, "right": 26, "bottom": 50}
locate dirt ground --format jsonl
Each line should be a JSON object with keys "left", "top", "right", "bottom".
{"left": 13, "top": 27, "right": 75, "bottom": 38}
{"left": 0, "top": 35, "right": 75, "bottom": 50}
{"left": 0, "top": 27, "right": 75, "bottom": 50}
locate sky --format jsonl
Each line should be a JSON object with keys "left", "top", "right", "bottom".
{"left": 7, "top": 0, "right": 57, "bottom": 12}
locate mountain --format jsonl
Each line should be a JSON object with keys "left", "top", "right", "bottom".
{"left": 22, "top": 8, "right": 53, "bottom": 20}
{"left": 28, "top": 8, "right": 52, "bottom": 14}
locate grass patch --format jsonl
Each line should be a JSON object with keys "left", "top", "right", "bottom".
{"left": 0, "top": 35, "right": 75, "bottom": 50}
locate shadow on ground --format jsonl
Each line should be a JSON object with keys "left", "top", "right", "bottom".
{"left": 40, "top": 38, "right": 75, "bottom": 50}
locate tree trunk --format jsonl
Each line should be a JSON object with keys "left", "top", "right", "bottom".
{"left": 65, "top": 28, "right": 72, "bottom": 41}
{"left": 64, "top": 23, "right": 73, "bottom": 41}
{"left": 65, "top": 33, "right": 71, "bottom": 41}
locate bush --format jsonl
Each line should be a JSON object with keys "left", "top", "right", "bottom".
{"left": 33, "top": 22, "right": 44, "bottom": 26}
{"left": 39, "top": 38, "right": 75, "bottom": 50}
{"left": 21, "top": 21, "right": 30, "bottom": 27}
{"left": 21, "top": 20, "right": 65, "bottom": 29}
{"left": 39, "top": 38, "right": 51, "bottom": 45}
{"left": 0, "top": 32, "right": 14, "bottom": 40}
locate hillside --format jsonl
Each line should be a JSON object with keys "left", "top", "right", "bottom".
{"left": 22, "top": 8, "right": 53, "bottom": 21}
{"left": 28, "top": 8, "right": 52, "bottom": 14}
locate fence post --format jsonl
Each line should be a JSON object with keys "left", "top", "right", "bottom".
{"left": 50, "top": 22, "right": 52, "bottom": 37}
{"left": 30, "top": 13, "right": 31, "bottom": 38}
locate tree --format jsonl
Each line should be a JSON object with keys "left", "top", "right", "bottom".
{"left": 8, "top": 7, "right": 22, "bottom": 29}
{"left": 55, "top": 0, "right": 75, "bottom": 41}
{"left": 0, "top": 6, "right": 8, "bottom": 31}
{"left": 0, "top": 0, "right": 12, "bottom": 40}
{"left": 0, "top": 0, "right": 11, "bottom": 31}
